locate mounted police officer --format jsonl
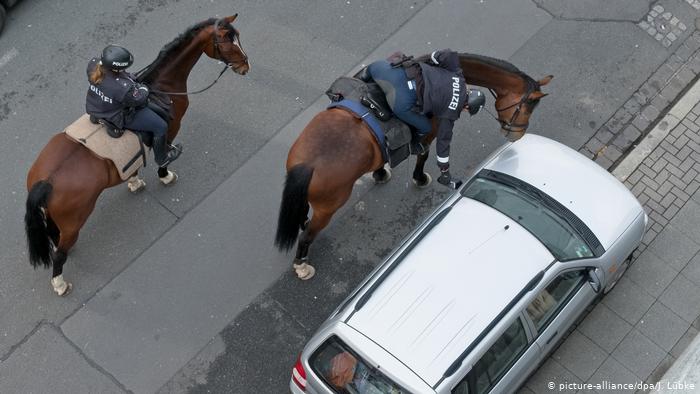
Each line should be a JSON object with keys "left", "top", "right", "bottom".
{"left": 364, "top": 48, "right": 485, "bottom": 188}
{"left": 86, "top": 45, "right": 182, "bottom": 167}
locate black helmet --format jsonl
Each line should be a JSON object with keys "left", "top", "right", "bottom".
{"left": 466, "top": 89, "right": 486, "bottom": 116}
{"left": 101, "top": 45, "right": 133, "bottom": 70}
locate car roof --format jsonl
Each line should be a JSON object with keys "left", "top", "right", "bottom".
{"left": 346, "top": 197, "right": 554, "bottom": 387}
{"left": 484, "top": 134, "right": 642, "bottom": 249}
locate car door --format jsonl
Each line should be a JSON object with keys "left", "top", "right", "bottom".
{"left": 523, "top": 268, "right": 599, "bottom": 358}
{"left": 451, "top": 316, "right": 541, "bottom": 394}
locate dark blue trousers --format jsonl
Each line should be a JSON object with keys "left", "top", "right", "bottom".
{"left": 124, "top": 107, "right": 168, "bottom": 137}
{"left": 367, "top": 60, "right": 431, "bottom": 135}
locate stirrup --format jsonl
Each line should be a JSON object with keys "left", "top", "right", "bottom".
{"left": 410, "top": 141, "right": 428, "bottom": 155}
{"left": 158, "top": 144, "right": 183, "bottom": 168}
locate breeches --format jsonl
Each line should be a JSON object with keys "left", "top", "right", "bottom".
{"left": 125, "top": 107, "right": 168, "bottom": 137}
{"left": 367, "top": 60, "right": 431, "bottom": 135}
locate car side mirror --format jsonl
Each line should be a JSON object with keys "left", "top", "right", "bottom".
{"left": 588, "top": 268, "right": 602, "bottom": 293}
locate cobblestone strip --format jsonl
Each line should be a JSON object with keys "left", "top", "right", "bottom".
{"left": 622, "top": 101, "right": 700, "bottom": 254}
{"left": 579, "top": 31, "right": 700, "bottom": 169}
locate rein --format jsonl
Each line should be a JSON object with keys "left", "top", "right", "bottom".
{"left": 148, "top": 65, "right": 229, "bottom": 96}
{"left": 134, "top": 18, "right": 234, "bottom": 96}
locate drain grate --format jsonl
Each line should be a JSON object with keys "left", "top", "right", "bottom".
{"left": 638, "top": 4, "right": 687, "bottom": 47}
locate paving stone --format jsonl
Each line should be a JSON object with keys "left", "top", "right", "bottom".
{"left": 577, "top": 303, "right": 633, "bottom": 353}
{"left": 651, "top": 94, "right": 670, "bottom": 112}
{"left": 595, "top": 127, "right": 614, "bottom": 144}
{"left": 649, "top": 210, "right": 669, "bottom": 227}
{"left": 632, "top": 115, "right": 652, "bottom": 133}
{"left": 677, "top": 66, "right": 696, "bottom": 85}
{"left": 661, "top": 77, "right": 685, "bottom": 100}
{"left": 663, "top": 204, "right": 680, "bottom": 221}
{"left": 603, "top": 145, "right": 623, "bottom": 162}
{"left": 675, "top": 42, "right": 694, "bottom": 61}
{"left": 671, "top": 185, "right": 691, "bottom": 202}
{"left": 526, "top": 358, "right": 581, "bottom": 394}
{"left": 670, "top": 325, "right": 699, "bottom": 359}
{"left": 687, "top": 181, "right": 700, "bottom": 196}
{"left": 602, "top": 278, "right": 656, "bottom": 325}
{"left": 626, "top": 249, "right": 679, "bottom": 298}
{"left": 647, "top": 225, "right": 700, "bottom": 271}
{"left": 680, "top": 252, "right": 700, "bottom": 285}
{"left": 642, "top": 175, "right": 661, "bottom": 190}
{"left": 641, "top": 105, "right": 662, "bottom": 122}
{"left": 636, "top": 301, "right": 690, "bottom": 351}
{"left": 552, "top": 331, "right": 607, "bottom": 381}
{"left": 660, "top": 274, "right": 700, "bottom": 323}
{"left": 624, "top": 99, "right": 642, "bottom": 114}
{"left": 611, "top": 329, "right": 667, "bottom": 381}
{"left": 594, "top": 155, "right": 613, "bottom": 170}
{"left": 669, "top": 199, "right": 700, "bottom": 244}
{"left": 586, "top": 138, "right": 605, "bottom": 155}
{"left": 588, "top": 356, "right": 643, "bottom": 392}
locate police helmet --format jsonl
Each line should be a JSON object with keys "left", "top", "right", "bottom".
{"left": 101, "top": 45, "right": 133, "bottom": 70}
{"left": 466, "top": 89, "right": 486, "bottom": 116}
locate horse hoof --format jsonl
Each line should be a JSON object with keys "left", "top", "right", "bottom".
{"left": 372, "top": 168, "right": 392, "bottom": 184}
{"left": 412, "top": 172, "right": 432, "bottom": 188}
{"left": 51, "top": 275, "right": 72, "bottom": 297}
{"left": 127, "top": 177, "right": 146, "bottom": 193}
{"left": 159, "top": 170, "right": 178, "bottom": 185}
{"left": 293, "top": 262, "right": 316, "bottom": 280}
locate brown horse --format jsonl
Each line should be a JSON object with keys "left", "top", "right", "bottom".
{"left": 275, "top": 53, "right": 552, "bottom": 280}
{"left": 25, "top": 15, "right": 249, "bottom": 296}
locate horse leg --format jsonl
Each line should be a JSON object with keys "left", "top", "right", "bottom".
{"left": 412, "top": 149, "right": 432, "bottom": 188}
{"left": 292, "top": 210, "right": 333, "bottom": 280}
{"left": 372, "top": 167, "right": 392, "bottom": 184}
{"left": 158, "top": 166, "right": 178, "bottom": 185}
{"left": 50, "top": 249, "right": 71, "bottom": 297}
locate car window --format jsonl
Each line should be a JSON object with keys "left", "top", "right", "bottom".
{"left": 452, "top": 319, "right": 529, "bottom": 394}
{"left": 309, "top": 336, "right": 407, "bottom": 394}
{"left": 462, "top": 175, "right": 595, "bottom": 261}
{"left": 526, "top": 270, "right": 586, "bottom": 331}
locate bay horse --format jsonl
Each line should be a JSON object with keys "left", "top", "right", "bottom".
{"left": 275, "top": 53, "right": 552, "bottom": 280}
{"left": 25, "top": 15, "right": 249, "bottom": 296}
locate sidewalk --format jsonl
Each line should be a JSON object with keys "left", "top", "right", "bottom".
{"left": 522, "top": 68, "right": 700, "bottom": 394}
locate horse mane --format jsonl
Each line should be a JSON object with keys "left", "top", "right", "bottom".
{"left": 136, "top": 18, "right": 226, "bottom": 84}
{"left": 458, "top": 52, "right": 538, "bottom": 87}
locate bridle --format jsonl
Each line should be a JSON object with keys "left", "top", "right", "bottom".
{"left": 146, "top": 18, "right": 243, "bottom": 96}
{"left": 484, "top": 84, "right": 535, "bottom": 135}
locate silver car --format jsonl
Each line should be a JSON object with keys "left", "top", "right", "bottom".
{"left": 290, "top": 134, "right": 648, "bottom": 394}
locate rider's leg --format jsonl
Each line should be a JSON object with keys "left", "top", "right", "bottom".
{"left": 368, "top": 60, "right": 431, "bottom": 153}
{"left": 125, "top": 108, "right": 181, "bottom": 166}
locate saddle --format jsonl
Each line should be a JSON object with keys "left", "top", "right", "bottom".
{"left": 90, "top": 91, "right": 174, "bottom": 140}
{"left": 325, "top": 76, "right": 414, "bottom": 168}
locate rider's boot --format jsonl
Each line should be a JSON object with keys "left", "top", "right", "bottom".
{"left": 354, "top": 66, "right": 372, "bottom": 82}
{"left": 153, "top": 135, "right": 183, "bottom": 167}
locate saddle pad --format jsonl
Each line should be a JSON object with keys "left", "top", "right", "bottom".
{"left": 64, "top": 114, "right": 146, "bottom": 181}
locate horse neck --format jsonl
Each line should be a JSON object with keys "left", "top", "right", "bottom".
{"left": 154, "top": 34, "right": 209, "bottom": 90}
{"left": 459, "top": 55, "right": 526, "bottom": 95}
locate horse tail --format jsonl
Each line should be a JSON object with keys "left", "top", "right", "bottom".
{"left": 275, "top": 164, "right": 314, "bottom": 252}
{"left": 25, "top": 180, "right": 54, "bottom": 269}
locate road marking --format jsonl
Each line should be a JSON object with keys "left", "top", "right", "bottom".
{"left": 0, "top": 48, "right": 19, "bottom": 68}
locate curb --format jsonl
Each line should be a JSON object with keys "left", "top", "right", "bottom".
{"left": 609, "top": 70, "right": 700, "bottom": 390}
{"left": 651, "top": 332, "right": 700, "bottom": 393}
{"left": 612, "top": 78, "right": 700, "bottom": 181}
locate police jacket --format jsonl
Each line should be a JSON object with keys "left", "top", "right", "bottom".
{"left": 85, "top": 58, "right": 149, "bottom": 128}
{"left": 418, "top": 49, "right": 467, "bottom": 165}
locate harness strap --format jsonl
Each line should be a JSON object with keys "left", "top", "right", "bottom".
{"left": 328, "top": 99, "right": 388, "bottom": 162}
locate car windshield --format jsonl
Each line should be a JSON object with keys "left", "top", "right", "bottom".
{"left": 461, "top": 172, "right": 595, "bottom": 261}
{"left": 310, "top": 336, "right": 406, "bottom": 394}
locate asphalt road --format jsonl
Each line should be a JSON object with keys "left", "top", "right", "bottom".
{"left": 0, "top": 0, "right": 687, "bottom": 393}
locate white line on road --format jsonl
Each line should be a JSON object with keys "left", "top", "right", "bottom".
{"left": 0, "top": 48, "right": 19, "bottom": 68}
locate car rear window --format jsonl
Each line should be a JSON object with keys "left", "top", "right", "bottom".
{"left": 309, "top": 336, "right": 407, "bottom": 394}
{"left": 461, "top": 171, "right": 597, "bottom": 261}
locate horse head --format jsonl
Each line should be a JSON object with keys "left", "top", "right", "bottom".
{"left": 205, "top": 14, "right": 250, "bottom": 75}
{"left": 493, "top": 74, "right": 552, "bottom": 141}
{"left": 458, "top": 53, "right": 552, "bottom": 141}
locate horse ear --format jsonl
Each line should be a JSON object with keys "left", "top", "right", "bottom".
{"left": 529, "top": 91, "right": 548, "bottom": 100}
{"left": 538, "top": 75, "right": 553, "bottom": 86}
{"left": 226, "top": 14, "right": 238, "bottom": 23}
